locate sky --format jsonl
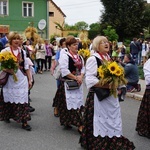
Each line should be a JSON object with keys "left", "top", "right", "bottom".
{"left": 53, "top": 0, "right": 104, "bottom": 25}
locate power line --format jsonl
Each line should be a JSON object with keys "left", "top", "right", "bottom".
{"left": 59, "top": 1, "right": 100, "bottom": 7}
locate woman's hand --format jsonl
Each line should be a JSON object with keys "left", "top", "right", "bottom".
{"left": 3, "top": 69, "right": 14, "bottom": 75}
{"left": 76, "top": 75, "right": 83, "bottom": 85}
{"left": 28, "top": 80, "right": 32, "bottom": 89}
{"left": 50, "top": 68, "right": 54, "bottom": 75}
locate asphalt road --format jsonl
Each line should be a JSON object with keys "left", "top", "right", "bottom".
{"left": 0, "top": 72, "right": 149, "bottom": 150}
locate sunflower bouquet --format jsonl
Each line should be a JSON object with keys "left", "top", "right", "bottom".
{"left": 78, "top": 48, "right": 90, "bottom": 64}
{"left": 0, "top": 50, "right": 18, "bottom": 82}
{"left": 97, "top": 61, "right": 127, "bottom": 97}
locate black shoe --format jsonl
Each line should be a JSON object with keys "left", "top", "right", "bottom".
{"left": 4, "top": 119, "right": 10, "bottom": 123}
{"left": 29, "top": 97, "right": 32, "bottom": 102}
{"left": 119, "top": 98, "right": 124, "bottom": 102}
{"left": 64, "top": 125, "right": 72, "bottom": 129}
{"left": 138, "top": 131, "right": 150, "bottom": 139}
{"left": 29, "top": 106, "right": 35, "bottom": 112}
{"left": 22, "top": 124, "right": 32, "bottom": 131}
{"left": 54, "top": 113, "right": 59, "bottom": 117}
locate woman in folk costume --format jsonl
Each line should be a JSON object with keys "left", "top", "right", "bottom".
{"left": 79, "top": 36, "right": 135, "bottom": 149}
{"left": 136, "top": 56, "right": 150, "bottom": 139}
{"left": 0, "top": 32, "right": 32, "bottom": 131}
{"left": 58, "top": 36, "right": 85, "bottom": 133}
{"left": 51, "top": 38, "right": 66, "bottom": 117}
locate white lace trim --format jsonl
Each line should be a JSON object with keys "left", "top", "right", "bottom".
{"left": 93, "top": 95, "right": 123, "bottom": 138}
{"left": 64, "top": 83, "right": 84, "bottom": 110}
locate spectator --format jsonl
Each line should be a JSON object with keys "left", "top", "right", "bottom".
{"left": 0, "top": 33, "right": 9, "bottom": 51}
{"left": 111, "top": 41, "right": 120, "bottom": 62}
{"left": 130, "top": 38, "right": 140, "bottom": 65}
{"left": 44, "top": 39, "right": 53, "bottom": 71}
{"left": 35, "top": 38, "right": 46, "bottom": 74}
{"left": 141, "top": 40, "right": 148, "bottom": 65}
{"left": 122, "top": 54, "right": 141, "bottom": 92}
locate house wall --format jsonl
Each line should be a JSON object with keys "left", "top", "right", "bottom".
{"left": 0, "top": 0, "right": 48, "bottom": 38}
{"left": 49, "top": 1, "right": 65, "bottom": 38}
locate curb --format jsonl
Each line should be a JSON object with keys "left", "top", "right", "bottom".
{"left": 126, "top": 92, "right": 143, "bottom": 101}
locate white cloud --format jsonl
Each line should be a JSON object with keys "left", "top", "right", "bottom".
{"left": 53, "top": 0, "right": 104, "bottom": 25}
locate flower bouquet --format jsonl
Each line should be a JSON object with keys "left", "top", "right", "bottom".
{"left": 78, "top": 48, "right": 90, "bottom": 64}
{"left": 97, "top": 61, "right": 127, "bottom": 97}
{"left": 0, "top": 50, "right": 18, "bottom": 82}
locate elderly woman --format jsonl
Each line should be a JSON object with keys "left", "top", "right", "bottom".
{"left": 57, "top": 36, "right": 85, "bottom": 133}
{"left": 79, "top": 36, "right": 135, "bottom": 149}
{"left": 0, "top": 32, "right": 32, "bottom": 131}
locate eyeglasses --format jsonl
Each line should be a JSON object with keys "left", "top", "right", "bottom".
{"left": 100, "top": 41, "right": 109, "bottom": 44}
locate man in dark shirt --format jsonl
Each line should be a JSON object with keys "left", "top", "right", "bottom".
{"left": 130, "top": 38, "right": 141, "bottom": 65}
{"left": 123, "top": 54, "right": 141, "bottom": 92}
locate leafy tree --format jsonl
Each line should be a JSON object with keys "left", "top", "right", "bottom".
{"left": 142, "top": 4, "right": 150, "bottom": 35}
{"left": 64, "top": 23, "right": 77, "bottom": 30}
{"left": 89, "top": 23, "right": 101, "bottom": 31}
{"left": 74, "top": 21, "right": 88, "bottom": 30}
{"left": 100, "top": 0, "right": 146, "bottom": 41}
{"left": 88, "top": 23, "right": 101, "bottom": 39}
{"left": 103, "top": 26, "right": 119, "bottom": 41}
{"left": 67, "top": 32, "right": 78, "bottom": 37}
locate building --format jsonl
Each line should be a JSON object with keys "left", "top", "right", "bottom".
{"left": 49, "top": 0, "right": 66, "bottom": 37}
{"left": 0, "top": 0, "right": 49, "bottom": 39}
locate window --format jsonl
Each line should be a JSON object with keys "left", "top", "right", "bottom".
{"left": 22, "top": 2, "right": 34, "bottom": 17}
{"left": 49, "top": 12, "right": 54, "bottom": 17}
{"left": 0, "top": 0, "right": 8, "bottom": 15}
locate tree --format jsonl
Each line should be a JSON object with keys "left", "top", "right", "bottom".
{"left": 74, "top": 21, "right": 88, "bottom": 30}
{"left": 89, "top": 23, "right": 101, "bottom": 31}
{"left": 100, "top": 0, "right": 146, "bottom": 41}
{"left": 142, "top": 4, "right": 150, "bottom": 35}
{"left": 64, "top": 23, "right": 77, "bottom": 30}
{"left": 103, "top": 26, "right": 119, "bottom": 41}
{"left": 88, "top": 23, "right": 101, "bottom": 39}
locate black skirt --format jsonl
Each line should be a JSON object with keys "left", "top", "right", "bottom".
{"left": 136, "top": 88, "right": 150, "bottom": 138}
{"left": 57, "top": 80, "right": 83, "bottom": 127}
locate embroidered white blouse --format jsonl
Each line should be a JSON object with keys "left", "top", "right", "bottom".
{"left": 85, "top": 52, "right": 123, "bottom": 138}
{"left": 1, "top": 47, "right": 29, "bottom": 104}
{"left": 143, "top": 59, "right": 150, "bottom": 85}
{"left": 59, "top": 51, "right": 85, "bottom": 110}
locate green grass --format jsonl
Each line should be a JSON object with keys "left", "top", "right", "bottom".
{"left": 138, "top": 66, "right": 144, "bottom": 79}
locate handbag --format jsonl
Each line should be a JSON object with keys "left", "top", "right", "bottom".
{"left": 93, "top": 87, "right": 110, "bottom": 101}
{"left": 53, "top": 65, "right": 61, "bottom": 79}
{"left": 0, "top": 71, "right": 9, "bottom": 86}
{"left": 65, "top": 80, "right": 79, "bottom": 90}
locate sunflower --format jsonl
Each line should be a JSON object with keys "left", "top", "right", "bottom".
{"left": 97, "top": 66, "right": 104, "bottom": 78}
{"left": 108, "top": 62, "right": 119, "bottom": 75}
{"left": 97, "top": 60, "right": 127, "bottom": 98}
{"left": 115, "top": 68, "right": 122, "bottom": 76}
